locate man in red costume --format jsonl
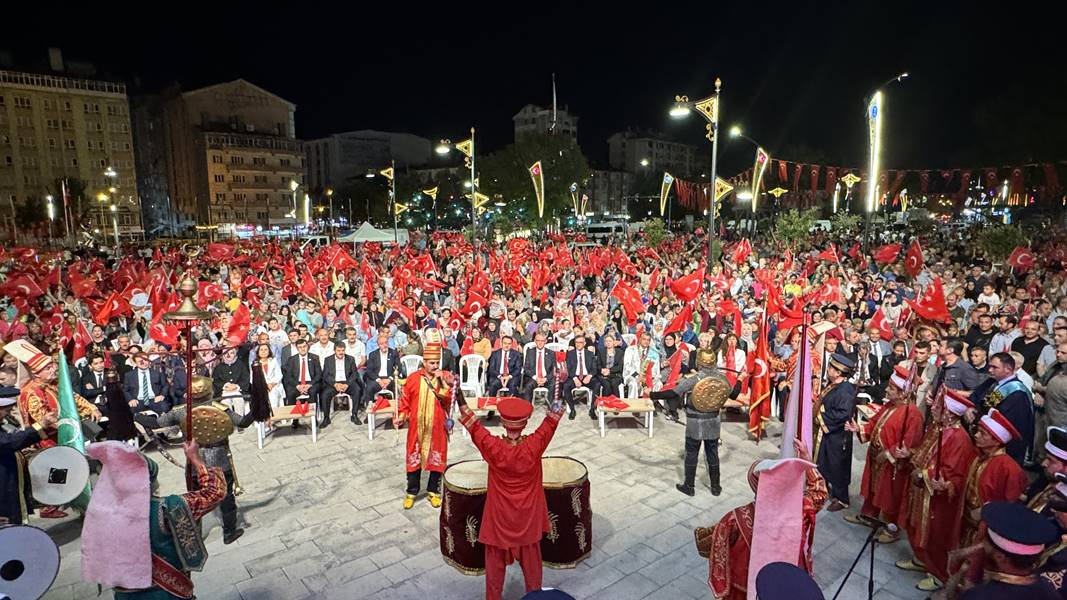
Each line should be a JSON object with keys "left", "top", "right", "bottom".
{"left": 6, "top": 339, "right": 100, "bottom": 450}
{"left": 896, "top": 388, "right": 977, "bottom": 592}
{"left": 845, "top": 364, "right": 924, "bottom": 541}
{"left": 695, "top": 440, "right": 827, "bottom": 600}
{"left": 396, "top": 329, "right": 453, "bottom": 510}
{"left": 959, "top": 408, "right": 1028, "bottom": 548}
{"left": 455, "top": 395, "right": 564, "bottom": 600}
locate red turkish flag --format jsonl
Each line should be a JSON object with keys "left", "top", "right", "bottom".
{"left": 197, "top": 281, "right": 226, "bottom": 307}
{"left": 73, "top": 320, "right": 93, "bottom": 361}
{"left": 869, "top": 308, "right": 894, "bottom": 341}
{"left": 1006, "top": 246, "right": 1035, "bottom": 272}
{"left": 299, "top": 267, "right": 322, "bottom": 302}
{"left": 611, "top": 279, "right": 645, "bottom": 326}
{"left": 69, "top": 269, "right": 99, "bottom": 298}
{"left": 747, "top": 314, "right": 772, "bottom": 441}
{"left": 649, "top": 268, "right": 661, "bottom": 292}
{"left": 816, "top": 244, "right": 839, "bottom": 263}
{"left": 0, "top": 274, "right": 45, "bottom": 299}
{"left": 149, "top": 309, "right": 179, "bottom": 347}
{"left": 905, "top": 278, "right": 952, "bottom": 324}
{"left": 459, "top": 292, "right": 488, "bottom": 318}
{"left": 846, "top": 243, "right": 861, "bottom": 261}
{"left": 873, "top": 243, "right": 902, "bottom": 265}
{"left": 904, "top": 240, "right": 924, "bottom": 278}
{"left": 663, "top": 304, "right": 693, "bottom": 336}
{"left": 94, "top": 292, "right": 132, "bottom": 325}
{"left": 732, "top": 239, "right": 752, "bottom": 265}
{"left": 815, "top": 277, "right": 844, "bottom": 306}
{"left": 670, "top": 268, "right": 705, "bottom": 303}
{"left": 226, "top": 302, "right": 251, "bottom": 347}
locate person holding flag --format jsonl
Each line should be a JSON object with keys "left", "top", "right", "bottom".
{"left": 0, "top": 385, "right": 56, "bottom": 524}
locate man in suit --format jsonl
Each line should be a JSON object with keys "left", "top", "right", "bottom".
{"left": 595, "top": 333, "right": 624, "bottom": 408}
{"left": 362, "top": 330, "right": 401, "bottom": 419}
{"left": 122, "top": 353, "right": 171, "bottom": 429}
{"left": 561, "top": 335, "right": 597, "bottom": 419}
{"left": 487, "top": 335, "right": 522, "bottom": 397}
{"left": 521, "top": 332, "right": 555, "bottom": 403}
{"left": 213, "top": 345, "right": 251, "bottom": 414}
{"left": 321, "top": 342, "right": 359, "bottom": 428}
{"left": 278, "top": 329, "right": 302, "bottom": 366}
{"left": 79, "top": 353, "right": 108, "bottom": 406}
{"left": 283, "top": 338, "right": 321, "bottom": 428}
{"left": 979, "top": 352, "right": 1035, "bottom": 466}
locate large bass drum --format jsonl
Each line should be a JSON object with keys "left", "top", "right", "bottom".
{"left": 0, "top": 524, "right": 60, "bottom": 600}
{"left": 28, "top": 446, "right": 90, "bottom": 506}
{"left": 439, "top": 457, "right": 592, "bottom": 574}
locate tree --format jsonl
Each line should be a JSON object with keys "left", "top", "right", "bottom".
{"left": 641, "top": 218, "right": 667, "bottom": 247}
{"left": 978, "top": 225, "right": 1028, "bottom": 262}
{"left": 773, "top": 208, "right": 819, "bottom": 248}
{"left": 830, "top": 212, "right": 861, "bottom": 234}
{"left": 477, "top": 133, "right": 592, "bottom": 219}
{"left": 15, "top": 196, "right": 47, "bottom": 228}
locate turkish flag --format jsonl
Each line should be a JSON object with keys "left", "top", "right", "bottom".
{"left": 459, "top": 291, "right": 488, "bottom": 318}
{"left": 611, "top": 279, "right": 645, "bottom": 326}
{"left": 149, "top": 310, "right": 179, "bottom": 347}
{"left": 816, "top": 244, "right": 839, "bottom": 263}
{"left": 649, "top": 268, "right": 661, "bottom": 292}
{"left": 815, "top": 277, "right": 844, "bottom": 306}
{"left": 300, "top": 267, "right": 322, "bottom": 302}
{"left": 197, "top": 281, "right": 226, "bottom": 307}
{"left": 904, "top": 240, "right": 924, "bottom": 278}
{"left": 670, "top": 267, "right": 705, "bottom": 303}
{"left": 69, "top": 269, "right": 98, "bottom": 298}
{"left": 846, "top": 243, "right": 861, "bottom": 261}
{"left": 0, "top": 274, "right": 45, "bottom": 299}
{"left": 226, "top": 302, "right": 251, "bottom": 347}
{"left": 415, "top": 277, "right": 448, "bottom": 292}
{"left": 905, "top": 278, "right": 952, "bottom": 324}
{"left": 73, "top": 320, "right": 93, "bottom": 361}
{"left": 664, "top": 304, "right": 693, "bottom": 336}
{"left": 873, "top": 243, "right": 902, "bottom": 265}
{"left": 1006, "top": 246, "right": 1035, "bottom": 272}
{"left": 869, "top": 308, "right": 894, "bottom": 341}
{"left": 94, "top": 292, "right": 132, "bottom": 325}
{"left": 732, "top": 239, "right": 752, "bottom": 265}
{"left": 747, "top": 314, "right": 772, "bottom": 441}
{"left": 469, "top": 271, "right": 491, "bottom": 299}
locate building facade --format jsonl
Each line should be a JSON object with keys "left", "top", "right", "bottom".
{"left": 0, "top": 66, "right": 141, "bottom": 238}
{"left": 607, "top": 131, "right": 703, "bottom": 178}
{"left": 161, "top": 79, "right": 302, "bottom": 231}
{"left": 587, "top": 169, "right": 633, "bottom": 218}
{"left": 130, "top": 93, "right": 175, "bottom": 235}
{"left": 304, "top": 130, "right": 431, "bottom": 191}
{"left": 513, "top": 104, "right": 578, "bottom": 140}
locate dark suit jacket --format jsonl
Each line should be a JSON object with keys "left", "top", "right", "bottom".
{"left": 122, "top": 368, "right": 171, "bottom": 413}
{"left": 79, "top": 368, "right": 107, "bottom": 402}
{"left": 987, "top": 378, "right": 1035, "bottom": 465}
{"left": 321, "top": 354, "right": 359, "bottom": 392}
{"left": 213, "top": 359, "right": 251, "bottom": 398}
{"left": 283, "top": 353, "right": 322, "bottom": 398}
{"left": 279, "top": 343, "right": 299, "bottom": 366}
{"left": 523, "top": 346, "right": 556, "bottom": 385}
{"left": 565, "top": 348, "right": 597, "bottom": 382}
{"left": 363, "top": 348, "right": 401, "bottom": 384}
{"left": 597, "top": 347, "right": 624, "bottom": 379}
{"left": 488, "top": 348, "right": 522, "bottom": 383}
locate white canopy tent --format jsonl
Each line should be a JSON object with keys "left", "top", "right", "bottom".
{"left": 338, "top": 222, "right": 408, "bottom": 245}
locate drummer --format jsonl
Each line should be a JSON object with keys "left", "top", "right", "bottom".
{"left": 1, "top": 386, "right": 55, "bottom": 524}
{"left": 455, "top": 394, "right": 565, "bottom": 600}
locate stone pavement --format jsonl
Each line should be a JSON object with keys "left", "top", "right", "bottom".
{"left": 40, "top": 406, "right": 929, "bottom": 600}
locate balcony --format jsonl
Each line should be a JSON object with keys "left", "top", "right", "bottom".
{"left": 229, "top": 181, "right": 283, "bottom": 191}
{"left": 225, "top": 162, "right": 301, "bottom": 174}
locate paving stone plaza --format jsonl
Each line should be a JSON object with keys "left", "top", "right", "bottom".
{"left": 42, "top": 410, "right": 930, "bottom": 600}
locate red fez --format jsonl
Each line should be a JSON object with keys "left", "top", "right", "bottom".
{"left": 498, "top": 396, "right": 533, "bottom": 432}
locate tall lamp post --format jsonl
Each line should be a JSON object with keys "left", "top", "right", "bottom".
{"left": 670, "top": 79, "right": 721, "bottom": 262}
{"left": 864, "top": 71, "right": 908, "bottom": 252}
{"left": 728, "top": 125, "right": 770, "bottom": 233}
{"left": 109, "top": 204, "right": 120, "bottom": 255}
{"left": 435, "top": 128, "right": 479, "bottom": 244}
{"left": 45, "top": 194, "right": 55, "bottom": 240}
{"left": 326, "top": 188, "right": 335, "bottom": 240}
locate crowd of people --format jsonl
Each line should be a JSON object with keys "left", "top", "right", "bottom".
{"left": 3, "top": 221, "right": 1067, "bottom": 598}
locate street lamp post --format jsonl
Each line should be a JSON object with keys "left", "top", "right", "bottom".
{"left": 436, "top": 128, "right": 478, "bottom": 245}
{"left": 670, "top": 79, "right": 721, "bottom": 263}
{"left": 110, "top": 204, "right": 120, "bottom": 256}
{"left": 326, "top": 188, "right": 334, "bottom": 240}
{"left": 863, "top": 72, "right": 907, "bottom": 252}
{"left": 728, "top": 125, "right": 770, "bottom": 231}
{"left": 45, "top": 195, "right": 55, "bottom": 240}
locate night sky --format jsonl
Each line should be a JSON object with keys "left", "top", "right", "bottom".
{"left": 5, "top": 2, "right": 1065, "bottom": 175}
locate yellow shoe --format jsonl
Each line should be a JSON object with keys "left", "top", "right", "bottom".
{"left": 916, "top": 575, "right": 942, "bottom": 592}
{"left": 876, "top": 530, "right": 900, "bottom": 544}
{"left": 895, "top": 557, "right": 926, "bottom": 572}
{"left": 428, "top": 493, "right": 442, "bottom": 508}
{"left": 402, "top": 494, "right": 416, "bottom": 510}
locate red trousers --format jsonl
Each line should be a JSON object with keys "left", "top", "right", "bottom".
{"left": 485, "top": 542, "right": 542, "bottom": 600}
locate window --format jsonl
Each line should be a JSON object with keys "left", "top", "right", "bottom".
{"left": 254, "top": 175, "right": 267, "bottom": 183}
{"left": 255, "top": 193, "right": 268, "bottom": 201}
{"left": 232, "top": 175, "right": 246, "bottom": 183}
{"left": 46, "top": 119, "right": 58, "bottom": 129}
{"left": 17, "top": 137, "right": 35, "bottom": 147}
{"left": 16, "top": 116, "right": 32, "bottom": 128}
{"left": 64, "top": 139, "right": 76, "bottom": 149}
{"left": 106, "top": 105, "right": 117, "bottom": 116}
{"left": 61, "top": 119, "right": 72, "bottom": 129}
{"left": 280, "top": 158, "right": 291, "bottom": 166}
{"left": 63, "top": 101, "right": 71, "bottom": 111}
{"left": 234, "top": 193, "right": 247, "bottom": 202}
{"left": 13, "top": 97, "right": 31, "bottom": 108}
{"left": 43, "top": 99, "right": 54, "bottom": 110}
{"left": 47, "top": 138, "right": 56, "bottom": 148}
{"left": 99, "top": 159, "right": 107, "bottom": 167}
{"left": 229, "top": 156, "right": 244, "bottom": 165}
{"left": 212, "top": 155, "right": 223, "bottom": 164}
{"left": 3, "top": 156, "right": 11, "bottom": 166}
{"left": 214, "top": 174, "right": 225, "bottom": 183}
{"left": 253, "top": 157, "right": 266, "bottom": 165}
{"left": 0, "top": 95, "right": 4, "bottom": 106}
{"left": 93, "top": 122, "right": 103, "bottom": 132}
{"left": 257, "top": 211, "right": 268, "bottom": 220}
{"left": 23, "top": 156, "right": 37, "bottom": 167}
{"left": 70, "top": 158, "right": 78, "bottom": 167}
{"left": 215, "top": 193, "right": 225, "bottom": 203}
{"left": 49, "top": 157, "right": 60, "bottom": 167}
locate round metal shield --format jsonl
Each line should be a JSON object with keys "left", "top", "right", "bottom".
{"left": 0, "top": 524, "right": 61, "bottom": 600}
{"left": 182, "top": 405, "right": 234, "bottom": 446}
{"left": 691, "top": 372, "right": 731, "bottom": 413}
{"left": 28, "top": 446, "right": 90, "bottom": 506}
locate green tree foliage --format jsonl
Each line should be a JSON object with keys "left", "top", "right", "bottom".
{"left": 830, "top": 211, "right": 861, "bottom": 233}
{"left": 15, "top": 196, "right": 47, "bottom": 228}
{"left": 641, "top": 218, "right": 667, "bottom": 248}
{"left": 774, "top": 208, "right": 819, "bottom": 247}
{"left": 478, "top": 133, "right": 592, "bottom": 219}
{"left": 978, "top": 225, "right": 1028, "bottom": 262}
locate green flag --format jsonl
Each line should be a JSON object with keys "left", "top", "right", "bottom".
{"left": 56, "top": 349, "right": 92, "bottom": 507}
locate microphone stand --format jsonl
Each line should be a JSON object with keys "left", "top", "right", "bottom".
{"left": 832, "top": 521, "right": 895, "bottom": 600}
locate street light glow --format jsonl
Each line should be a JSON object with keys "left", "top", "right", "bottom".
{"left": 669, "top": 103, "right": 691, "bottom": 119}
{"left": 435, "top": 141, "right": 451, "bottom": 155}
{"left": 737, "top": 190, "right": 754, "bottom": 201}
{"left": 289, "top": 180, "right": 299, "bottom": 191}
{"left": 640, "top": 158, "right": 649, "bottom": 167}
{"left": 729, "top": 125, "right": 742, "bottom": 138}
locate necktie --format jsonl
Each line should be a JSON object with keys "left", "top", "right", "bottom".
{"left": 300, "top": 357, "right": 307, "bottom": 385}
{"left": 577, "top": 352, "right": 584, "bottom": 377}
{"left": 140, "top": 370, "right": 150, "bottom": 402}
{"left": 97, "top": 373, "right": 103, "bottom": 389}
{"left": 501, "top": 351, "right": 509, "bottom": 378}
{"left": 537, "top": 350, "right": 544, "bottom": 379}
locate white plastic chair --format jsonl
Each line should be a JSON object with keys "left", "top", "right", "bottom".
{"left": 546, "top": 342, "right": 566, "bottom": 354}
{"left": 400, "top": 354, "right": 424, "bottom": 378}
{"left": 622, "top": 334, "right": 637, "bottom": 347}
{"left": 459, "top": 354, "right": 487, "bottom": 399}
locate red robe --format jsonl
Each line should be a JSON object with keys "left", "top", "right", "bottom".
{"left": 959, "top": 449, "right": 1027, "bottom": 548}
{"left": 902, "top": 424, "right": 976, "bottom": 581}
{"left": 398, "top": 369, "right": 451, "bottom": 473}
{"left": 17, "top": 378, "right": 95, "bottom": 449}
{"left": 458, "top": 409, "right": 562, "bottom": 548}
{"left": 858, "top": 402, "right": 924, "bottom": 524}
{"left": 708, "top": 468, "right": 828, "bottom": 599}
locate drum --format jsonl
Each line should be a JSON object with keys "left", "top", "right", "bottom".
{"left": 28, "top": 446, "right": 90, "bottom": 507}
{"left": 0, "top": 524, "right": 60, "bottom": 600}
{"left": 440, "top": 457, "right": 592, "bottom": 575}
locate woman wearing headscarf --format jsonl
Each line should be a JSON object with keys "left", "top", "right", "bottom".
{"left": 648, "top": 332, "right": 697, "bottom": 421}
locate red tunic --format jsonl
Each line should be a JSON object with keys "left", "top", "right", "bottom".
{"left": 858, "top": 402, "right": 924, "bottom": 524}
{"left": 459, "top": 408, "right": 562, "bottom": 548}
{"left": 398, "top": 369, "right": 452, "bottom": 473}
{"left": 902, "top": 425, "right": 976, "bottom": 581}
{"left": 708, "top": 469, "right": 827, "bottom": 599}
{"left": 959, "top": 450, "right": 1027, "bottom": 548}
